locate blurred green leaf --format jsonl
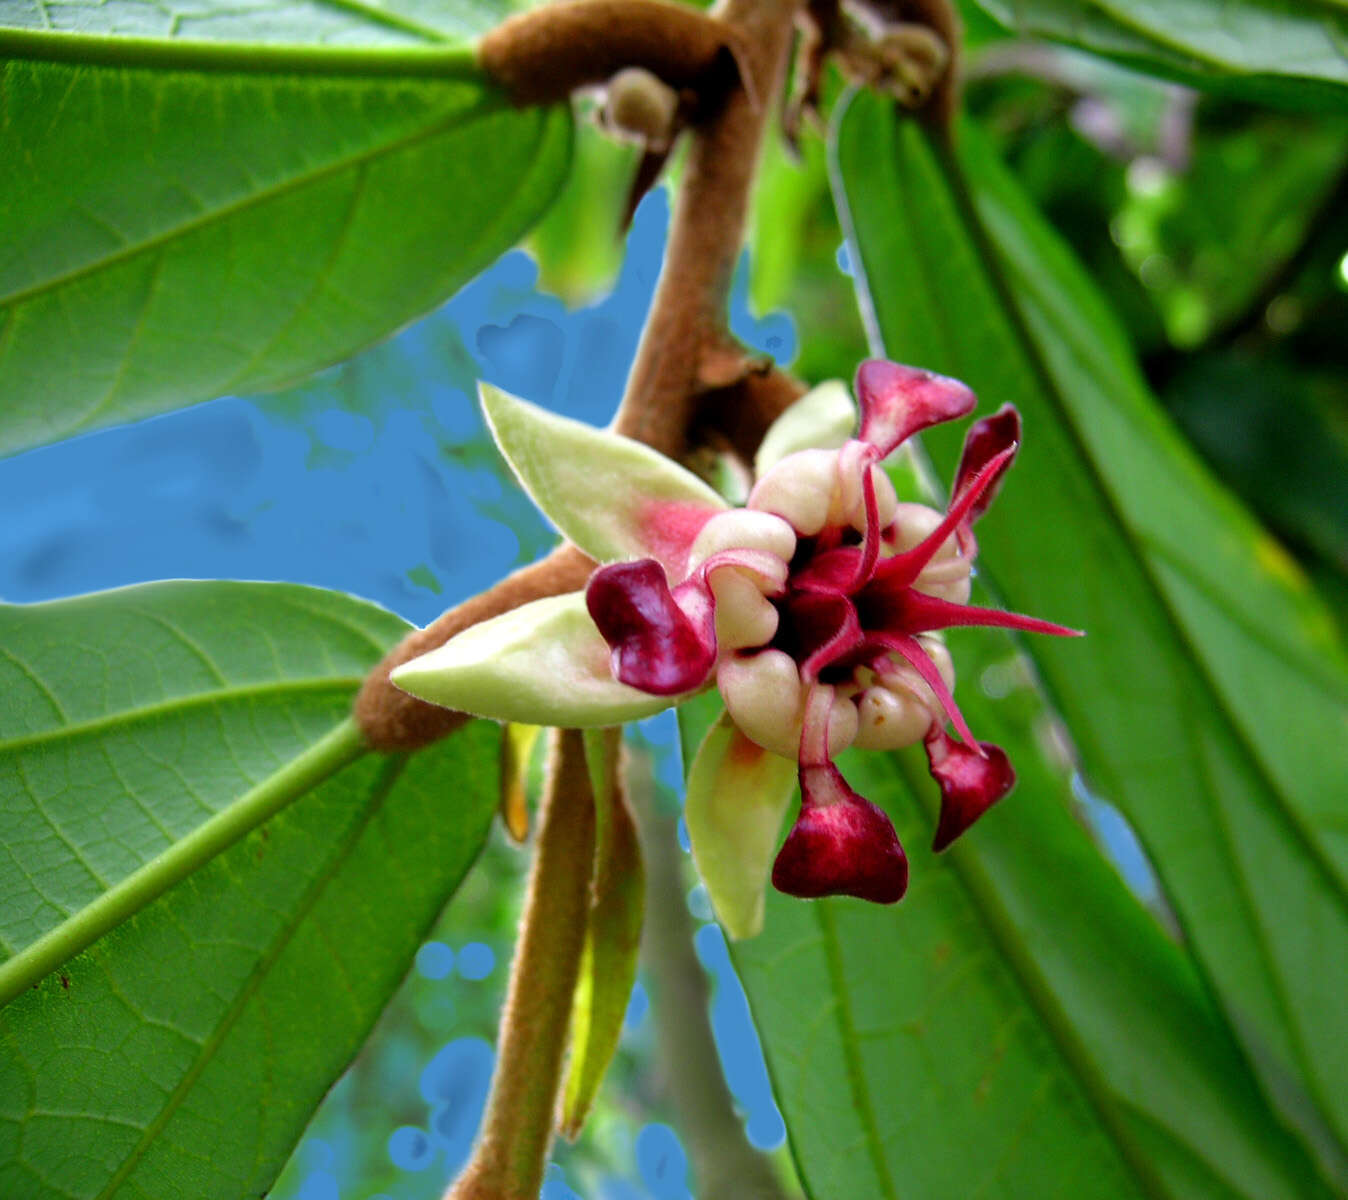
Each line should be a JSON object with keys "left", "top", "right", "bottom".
{"left": 836, "top": 90, "right": 1348, "bottom": 1180}
{"left": 1111, "top": 111, "right": 1348, "bottom": 345}
{"left": 528, "top": 114, "right": 638, "bottom": 306}
{"left": 0, "top": 27, "right": 571, "bottom": 458}
{"left": 0, "top": 581, "right": 500, "bottom": 1198}
{"left": 1164, "top": 351, "right": 1348, "bottom": 574}
{"left": 970, "top": 0, "right": 1348, "bottom": 110}
{"left": 680, "top": 629, "right": 1329, "bottom": 1199}
{"left": 749, "top": 113, "right": 869, "bottom": 383}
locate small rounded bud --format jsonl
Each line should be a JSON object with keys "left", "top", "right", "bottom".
{"left": 719, "top": 653, "right": 859, "bottom": 761}
{"left": 719, "top": 650, "right": 804, "bottom": 760}
{"left": 708, "top": 567, "right": 779, "bottom": 651}
{"left": 858, "top": 635, "right": 956, "bottom": 749}
{"left": 748, "top": 448, "right": 839, "bottom": 535}
{"left": 687, "top": 509, "right": 796, "bottom": 573}
{"left": 853, "top": 684, "right": 930, "bottom": 750}
{"left": 602, "top": 68, "right": 679, "bottom": 151}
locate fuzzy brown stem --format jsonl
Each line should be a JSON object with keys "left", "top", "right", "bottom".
{"left": 356, "top": 0, "right": 802, "bottom": 750}
{"left": 479, "top": 0, "right": 745, "bottom": 106}
{"left": 447, "top": 729, "right": 598, "bottom": 1200}
{"left": 355, "top": 545, "right": 593, "bottom": 752}
{"left": 612, "top": 0, "right": 803, "bottom": 460}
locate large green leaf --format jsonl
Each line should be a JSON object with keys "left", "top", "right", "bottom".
{"left": 971, "top": 0, "right": 1348, "bottom": 110}
{"left": 835, "top": 90, "right": 1348, "bottom": 1180}
{"left": 0, "top": 0, "right": 571, "bottom": 459}
{"left": 679, "top": 631, "right": 1329, "bottom": 1200}
{"left": 0, "top": 581, "right": 501, "bottom": 1198}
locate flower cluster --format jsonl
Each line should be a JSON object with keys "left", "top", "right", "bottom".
{"left": 394, "top": 360, "right": 1078, "bottom": 937}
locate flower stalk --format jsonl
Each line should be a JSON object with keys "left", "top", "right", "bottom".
{"left": 446, "top": 729, "right": 597, "bottom": 1200}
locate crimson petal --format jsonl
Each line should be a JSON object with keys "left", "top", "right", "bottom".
{"left": 886, "top": 589, "right": 1083, "bottom": 639}
{"left": 926, "top": 726, "right": 1016, "bottom": 851}
{"left": 952, "top": 404, "right": 1021, "bottom": 524}
{"left": 772, "top": 763, "right": 908, "bottom": 903}
{"left": 854, "top": 360, "right": 977, "bottom": 458}
{"left": 586, "top": 559, "right": 715, "bottom": 695}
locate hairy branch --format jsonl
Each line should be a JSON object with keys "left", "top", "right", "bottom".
{"left": 479, "top": 0, "right": 746, "bottom": 106}
{"left": 355, "top": 545, "right": 593, "bottom": 751}
{"left": 356, "top": 0, "right": 804, "bottom": 750}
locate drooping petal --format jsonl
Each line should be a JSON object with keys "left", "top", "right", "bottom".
{"left": 771, "top": 762, "right": 908, "bottom": 903}
{"left": 480, "top": 383, "right": 727, "bottom": 577}
{"left": 754, "top": 379, "right": 857, "bottom": 476}
{"left": 925, "top": 725, "right": 1016, "bottom": 851}
{"left": 684, "top": 712, "right": 799, "bottom": 939}
{"left": 586, "top": 559, "right": 717, "bottom": 695}
{"left": 854, "top": 359, "right": 976, "bottom": 458}
{"left": 952, "top": 404, "right": 1021, "bottom": 524}
{"left": 392, "top": 592, "right": 674, "bottom": 725}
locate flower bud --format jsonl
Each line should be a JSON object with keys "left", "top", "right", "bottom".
{"left": 718, "top": 651, "right": 858, "bottom": 761}
{"left": 602, "top": 68, "right": 679, "bottom": 151}
{"left": 708, "top": 567, "right": 779, "bottom": 650}
{"left": 687, "top": 510, "right": 796, "bottom": 573}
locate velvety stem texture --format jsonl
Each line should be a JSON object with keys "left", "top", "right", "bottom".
{"left": 447, "top": 729, "right": 598, "bottom": 1200}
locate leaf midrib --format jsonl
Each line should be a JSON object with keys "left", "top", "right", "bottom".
{"left": 0, "top": 86, "right": 505, "bottom": 312}
{"left": 91, "top": 752, "right": 409, "bottom": 1200}
{"left": 814, "top": 902, "right": 899, "bottom": 1200}
{"left": 0, "top": 675, "right": 364, "bottom": 755}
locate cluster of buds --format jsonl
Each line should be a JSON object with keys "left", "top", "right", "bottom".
{"left": 394, "top": 361, "right": 1078, "bottom": 937}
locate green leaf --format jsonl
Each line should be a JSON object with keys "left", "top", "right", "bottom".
{"left": 0, "top": 581, "right": 405, "bottom": 978}
{"left": 0, "top": 580, "right": 501, "bottom": 1198}
{"left": 0, "top": 29, "right": 571, "bottom": 459}
{"left": 681, "top": 630, "right": 1332, "bottom": 1200}
{"left": 970, "top": 0, "right": 1348, "bottom": 110}
{"left": 560, "top": 728, "right": 645, "bottom": 1138}
{"left": 835, "top": 90, "right": 1348, "bottom": 1180}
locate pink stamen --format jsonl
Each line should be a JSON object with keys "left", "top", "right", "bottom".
{"left": 861, "top": 631, "right": 980, "bottom": 750}
{"left": 892, "top": 591, "right": 1083, "bottom": 638}
{"left": 874, "top": 446, "right": 1016, "bottom": 588}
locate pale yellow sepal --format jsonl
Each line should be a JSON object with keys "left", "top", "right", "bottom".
{"left": 391, "top": 592, "right": 674, "bottom": 726}
{"left": 480, "top": 382, "right": 728, "bottom": 576}
{"left": 499, "top": 723, "right": 543, "bottom": 842}
{"left": 754, "top": 379, "right": 857, "bottom": 477}
{"left": 684, "top": 712, "right": 798, "bottom": 940}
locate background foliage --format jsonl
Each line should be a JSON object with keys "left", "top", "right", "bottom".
{"left": 1, "top": 0, "right": 1346, "bottom": 1196}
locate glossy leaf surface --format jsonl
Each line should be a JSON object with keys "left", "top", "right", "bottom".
{"left": 0, "top": 14, "right": 571, "bottom": 457}
{"left": 971, "top": 0, "right": 1348, "bottom": 109}
{"left": 0, "top": 581, "right": 500, "bottom": 1198}
{"left": 836, "top": 90, "right": 1348, "bottom": 1178}
{"left": 682, "top": 633, "right": 1331, "bottom": 1200}
{"left": 0, "top": 581, "right": 404, "bottom": 958}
